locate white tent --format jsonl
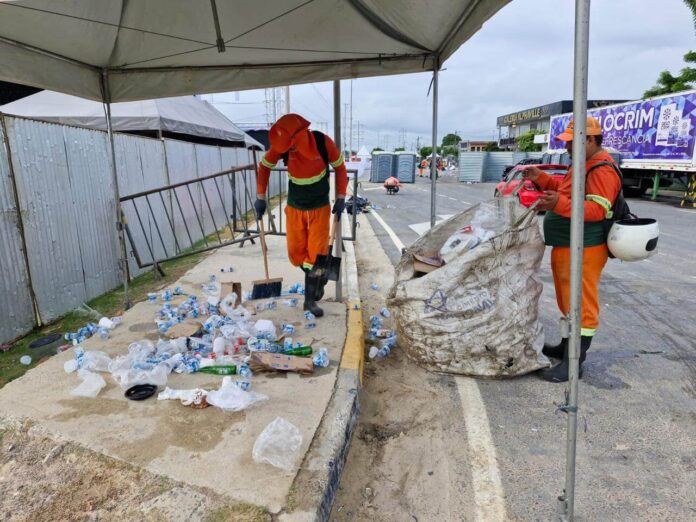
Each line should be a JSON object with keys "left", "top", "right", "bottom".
{"left": 0, "top": 90, "right": 262, "bottom": 148}
{"left": 357, "top": 146, "right": 370, "bottom": 158}
{"left": 0, "top": 1, "right": 510, "bottom": 102}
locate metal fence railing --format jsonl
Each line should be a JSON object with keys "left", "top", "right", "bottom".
{"left": 120, "top": 164, "right": 361, "bottom": 271}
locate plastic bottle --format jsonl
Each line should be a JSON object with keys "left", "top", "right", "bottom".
{"left": 19, "top": 355, "right": 32, "bottom": 365}
{"left": 313, "top": 347, "right": 329, "bottom": 368}
{"left": 266, "top": 301, "right": 277, "bottom": 310}
{"left": 304, "top": 322, "right": 316, "bottom": 330}
{"left": 238, "top": 363, "right": 253, "bottom": 378}
{"left": 284, "top": 298, "right": 298, "bottom": 308}
{"left": 304, "top": 311, "right": 316, "bottom": 321}
{"left": 162, "top": 289, "right": 172, "bottom": 301}
{"left": 282, "top": 324, "right": 295, "bottom": 335}
{"left": 235, "top": 380, "right": 251, "bottom": 391}
{"left": 371, "top": 283, "right": 380, "bottom": 290}
{"left": 98, "top": 327, "right": 109, "bottom": 340}
{"left": 380, "top": 307, "right": 391, "bottom": 318}
{"left": 147, "top": 292, "right": 158, "bottom": 303}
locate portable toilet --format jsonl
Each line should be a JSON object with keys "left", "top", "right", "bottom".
{"left": 370, "top": 152, "right": 394, "bottom": 183}
{"left": 393, "top": 151, "right": 417, "bottom": 183}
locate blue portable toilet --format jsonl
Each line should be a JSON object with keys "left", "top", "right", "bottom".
{"left": 393, "top": 151, "right": 417, "bottom": 183}
{"left": 370, "top": 152, "right": 394, "bottom": 183}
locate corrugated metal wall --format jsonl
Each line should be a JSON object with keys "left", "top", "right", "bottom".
{"left": 0, "top": 115, "right": 257, "bottom": 343}
{"left": 0, "top": 120, "right": 35, "bottom": 342}
{"left": 458, "top": 152, "right": 488, "bottom": 182}
{"left": 459, "top": 152, "right": 549, "bottom": 183}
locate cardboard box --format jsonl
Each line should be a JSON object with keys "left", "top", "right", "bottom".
{"left": 249, "top": 351, "right": 314, "bottom": 374}
{"left": 219, "top": 280, "right": 242, "bottom": 312}
{"left": 413, "top": 253, "right": 444, "bottom": 274}
{"left": 166, "top": 321, "right": 201, "bottom": 339}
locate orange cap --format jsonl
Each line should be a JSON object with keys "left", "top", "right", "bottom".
{"left": 555, "top": 116, "right": 603, "bottom": 142}
{"left": 269, "top": 113, "right": 311, "bottom": 154}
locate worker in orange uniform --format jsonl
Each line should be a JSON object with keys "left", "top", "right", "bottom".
{"left": 418, "top": 158, "right": 428, "bottom": 177}
{"left": 384, "top": 175, "right": 401, "bottom": 195}
{"left": 254, "top": 114, "right": 347, "bottom": 318}
{"left": 523, "top": 116, "right": 621, "bottom": 382}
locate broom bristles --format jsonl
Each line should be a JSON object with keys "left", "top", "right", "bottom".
{"left": 251, "top": 277, "right": 283, "bottom": 300}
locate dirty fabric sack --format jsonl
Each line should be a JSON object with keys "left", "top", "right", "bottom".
{"left": 387, "top": 199, "right": 549, "bottom": 377}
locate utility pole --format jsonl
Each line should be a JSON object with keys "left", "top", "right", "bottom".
{"left": 285, "top": 86, "right": 290, "bottom": 114}
{"left": 343, "top": 103, "right": 349, "bottom": 157}
{"left": 349, "top": 80, "right": 353, "bottom": 161}
{"left": 416, "top": 135, "right": 420, "bottom": 153}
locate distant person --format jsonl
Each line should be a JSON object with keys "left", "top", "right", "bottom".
{"left": 384, "top": 176, "right": 401, "bottom": 195}
{"left": 419, "top": 158, "right": 428, "bottom": 177}
{"left": 254, "top": 114, "right": 347, "bottom": 318}
{"left": 522, "top": 116, "right": 621, "bottom": 382}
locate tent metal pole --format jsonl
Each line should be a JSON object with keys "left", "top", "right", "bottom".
{"left": 333, "top": 79, "right": 343, "bottom": 301}
{"left": 430, "top": 63, "right": 439, "bottom": 228}
{"left": 101, "top": 70, "right": 131, "bottom": 310}
{"left": 561, "top": 1, "right": 591, "bottom": 520}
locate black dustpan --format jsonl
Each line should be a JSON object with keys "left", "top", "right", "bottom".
{"left": 310, "top": 216, "right": 341, "bottom": 281}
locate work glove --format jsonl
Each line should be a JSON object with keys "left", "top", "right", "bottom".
{"left": 332, "top": 198, "right": 345, "bottom": 221}
{"left": 254, "top": 198, "right": 267, "bottom": 220}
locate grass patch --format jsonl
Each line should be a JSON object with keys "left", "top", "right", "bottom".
{"left": 205, "top": 504, "right": 271, "bottom": 522}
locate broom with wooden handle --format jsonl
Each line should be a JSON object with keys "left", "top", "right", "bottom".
{"left": 251, "top": 218, "right": 283, "bottom": 299}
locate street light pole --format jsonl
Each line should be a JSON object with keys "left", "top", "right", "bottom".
{"left": 430, "top": 62, "right": 439, "bottom": 228}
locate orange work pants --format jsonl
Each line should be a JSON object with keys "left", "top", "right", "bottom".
{"left": 550, "top": 244, "right": 609, "bottom": 337}
{"left": 285, "top": 205, "right": 331, "bottom": 270}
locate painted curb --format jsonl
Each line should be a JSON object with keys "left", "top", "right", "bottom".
{"left": 281, "top": 218, "right": 364, "bottom": 521}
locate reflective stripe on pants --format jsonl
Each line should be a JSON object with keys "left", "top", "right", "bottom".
{"left": 550, "top": 244, "right": 609, "bottom": 336}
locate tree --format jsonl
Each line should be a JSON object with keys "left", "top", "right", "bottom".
{"left": 419, "top": 146, "right": 441, "bottom": 158}
{"left": 644, "top": 51, "right": 696, "bottom": 97}
{"left": 371, "top": 147, "right": 383, "bottom": 153}
{"left": 441, "top": 133, "right": 461, "bottom": 147}
{"left": 484, "top": 141, "right": 502, "bottom": 152}
{"left": 516, "top": 129, "right": 546, "bottom": 152}
{"left": 441, "top": 145, "right": 458, "bottom": 157}
{"left": 394, "top": 147, "right": 405, "bottom": 152}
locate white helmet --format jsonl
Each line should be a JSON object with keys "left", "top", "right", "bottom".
{"left": 607, "top": 218, "right": 659, "bottom": 261}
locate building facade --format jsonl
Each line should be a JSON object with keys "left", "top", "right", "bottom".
{"left": 497, "top": 100, "right": 625, "bottom": 151}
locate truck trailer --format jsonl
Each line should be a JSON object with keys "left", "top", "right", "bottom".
{"left": 548, "top": 89, "right": 696, "bottom": 202}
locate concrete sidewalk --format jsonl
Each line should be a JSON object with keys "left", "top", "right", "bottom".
{"left": 0, "top": 225, "right": 364, "bottom": 520}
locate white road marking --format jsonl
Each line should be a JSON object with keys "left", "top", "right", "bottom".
{"left": 677, "top": 208, "right": 695, "bottom": 213}
{"left": 362, "top": 186, "right": 383, "bottom": 191}
{"left": 370, "top": 207, "right": 507, "bottom": 521}
{"left": 456, "top": 377, "right": 508, "bottom": 522}
{"left": 370, "top": 209, "right": 405, "bottom": 250}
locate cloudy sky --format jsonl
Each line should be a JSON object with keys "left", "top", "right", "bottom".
{"left": 204, "top": 0, "right": 695, "bottom": 151}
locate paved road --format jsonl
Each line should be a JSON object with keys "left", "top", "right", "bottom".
{"left": 336, "top": 173, "right": 696, "bottom": 521}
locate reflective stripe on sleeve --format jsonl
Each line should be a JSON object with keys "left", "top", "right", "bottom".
{"left": 330, "top": 154, "right": 345, "bottom": 168}
{"left": 585, "top": 194, "right": 612, "bottom": 217}
{"left": 261, "top": 157, "right": 277, "bottom": 169}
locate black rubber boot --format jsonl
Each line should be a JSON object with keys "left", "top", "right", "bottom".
{"left": 303, "top": 271, "right": 324, "bottom": 318}
{"left": 540, "top": 336, "right": 592, "bottom": 383}
{"left": 543, "top": 337, "right": 568, "bottom": 359}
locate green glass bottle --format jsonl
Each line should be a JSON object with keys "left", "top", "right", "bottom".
{"left": 198, "top": 365, "right": 237, "bottom": 375}
{"left": 283, "top": 346, "right": 313, "bottom": 357}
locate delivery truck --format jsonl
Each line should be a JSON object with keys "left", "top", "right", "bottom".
{"left": 548, "top": 89, "right": 696, "bottom": 198}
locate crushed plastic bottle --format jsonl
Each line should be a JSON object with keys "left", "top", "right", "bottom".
{"left": 313, "top": 347, "right": 329, "bottom": 368}
{"left": 282, "top": 324, "right": 295, "bottom": 335}
{"left": 173, "top": 286, "right": 185, "bottom": 295}
{"left": 235, "top": 380, "right": 251, "bottom": 391}
{"left": 284, "top": 298, "right": 299, "bottom": 308}
{"left": 380, "top": 307, "right": 391, "bottom": 318}
{"left": 147, "top": 292, "right": 158, "bottom": 303}
{"left": 369, "top": 315, "right": 382, "bottom": 329}
{"left": 304, "top": 322, "right": 316, "bottom": 330}
{"left": 238, "top": 363, "right": 253, "bottom": 378}
{"left": 98, "top": 327, "right": 109, "bottom": 340}
{"left": 371, "top": 283, "right": 380, "bottom": 290}
{"left": 266, "top": 301, "right": 277, "bottom": 310}
{"left": 162, "top": 289, "right": 173, "bottom": 301}
{"left": 304, "top": 311, "right": 316, "bottom": 321}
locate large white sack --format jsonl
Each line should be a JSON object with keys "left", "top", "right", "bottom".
{"left": 387, "top": 199, "right": 550, "bottom": 377}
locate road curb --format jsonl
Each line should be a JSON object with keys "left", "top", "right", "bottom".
{"left": 282, "top": 219, "right": 364, "bottom": 522}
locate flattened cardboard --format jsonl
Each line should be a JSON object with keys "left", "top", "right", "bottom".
{"left": 166, "top": 321, "right": 200, "bottom": 339}
{"left": 249, "top": 351, "right": 314, "bottom": 374}
{"left": 219, "top": 281, "right": 242, "bottom": 311}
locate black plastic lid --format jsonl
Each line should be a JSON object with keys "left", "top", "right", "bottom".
{"left": 125, "top": 384, "right": 158, "bottom": 401}
{"left": 29, "top": 333, "right": 63, "bottom": 349}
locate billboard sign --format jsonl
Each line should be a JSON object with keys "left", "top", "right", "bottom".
{"left": 548, "top": 91, "right": 696, "bottom": 162}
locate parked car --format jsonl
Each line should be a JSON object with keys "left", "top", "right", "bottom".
{"left": 502, "top": 157, "right": 543, "bottom": 177}
{"left": 494, "top": 164, "right": 569, "bottom": 208}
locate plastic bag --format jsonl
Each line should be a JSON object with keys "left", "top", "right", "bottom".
{"left": 439, "top": 225, "right": 480, "bottom": 263}
{"left": 219, "top": 292, "right": 238, "bottom": 316}
{"left": 206, "top": 376, "right": 267, "bottom": 412}
{"left": 157, "top": 387, "right": 208, "bottom": 406}
{"left": 254, "top": 319, "right": 276, "bottom": 341}
{"left": 470, "top": 202, "right": 507, "bottom": 241}
{"left": 110, "top": 354, "right": 180, "bottom": 390}
{"left": 252, "top": 416, "right": 303, "bottom": 471}
{"left": 70, "top": 369, "right": 106, "bottom": 398}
